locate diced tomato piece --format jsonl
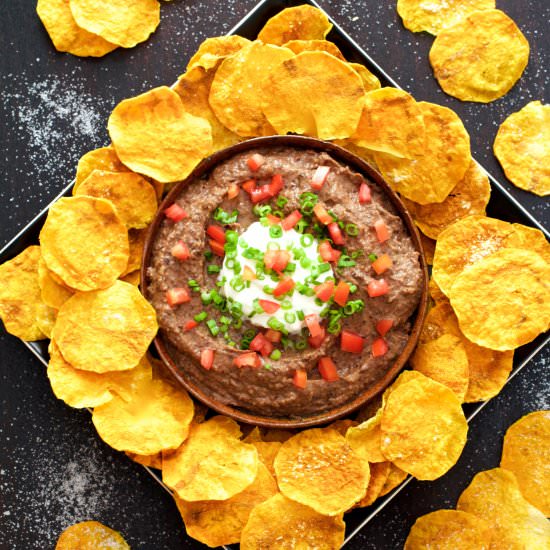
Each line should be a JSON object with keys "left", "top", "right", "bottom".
{"left": 305, "top": 314, "right": 323, "bottom": 338}
{"left": 318, "top": 356, "right": 339, "bottom": 382}
{"left": 308, "top": 325, "right": 327, "bottom": 348}
{"left": 209, "top": 239, "right": 225, "bottom": 257}
{"left": 367, "top": 279, "right": 389, "bottom": 298}
{"left": 376, "top": 319, "right": 394, "bottom": 337}
{"left": 242, "top": 179, "right": 256, "bottom": 193}
{"left": 314, "top": 280, "right": 335, "bottom": 302}
{"left": 374, "top": 219, "right": 391, "bottom": 243}
{"left": 268, "top": 173, "right": 284, "bottom": 196}
{"left": 281, "top": 210, "right": 302, "bottom": 231}
{"left": 260, "top": 341, "right": 274, "bottom": 357}
{"left": 372, "top": 338, "right": 389, "bottom": 357}
{"left": 340, "top": 330, "right": 365, "bottom": 353}
{"left": 293, "top": 369, "right": 307, "bottom": 389}
{"left": 258, "top": 299, "right": 280, "bottom": 314}
{"left": 227, "top": 183, "right": 240, "bottom": 199}
{"left": 358, "top": 182, "right": 371, "bottom": 204}
{"left": 242, "top": 265, "right": 256, "bottom": 281}
{"left": 166, "top": 287, "right": 190, "bottom": 307}
{"left": 183, "top": 320, "right": 198, "bottom": 332}
{"left": 249, "top": 333, "right": 274, "bottom": 357}
{"left": 164, "top": 203, "right": 188, "bottom": 222}
{"left": 250, "top": 186, "right": 272, "bottom": 203}
{"left": 313, "top": 203, "right": 333, "bottom": 225}
{"left": 264, "top": 250, "right": 290, "bottom": 273}
{"left": 206, "top": 224, "right": 226, "bottom": 244}
{"left": 266, "top": 214, "right": 282, "bottom": 225}
{"left": 265, "top": 329, "right": 282, "bottom": 343}
{"left": 311, "top": 166, "right": 331, "bottom": 190}
{"left": 171, "top": 240, "right": 190, "bottom": 261}
{"left": 200, "top": 349, "right": 215, "bottom": 370}
{"left": 233, "top": 352, "right": 262, "bottom": 368}
{"left": 247, "top": 153, "right": 265, "bottom": 172}
{"left": 273, "top": 277, "right": 295, "bottom": 297}
{"left": 318, "top": 240, "right": 341, "bottom": 262}
{"left": 328, "top": 222, "right": 345, "bottom": 245}
{"left": 372, "top": 254, "right": 393, "bottom": 275}
{"left": 333, "top": 280, "right": 350, "bottom": 307}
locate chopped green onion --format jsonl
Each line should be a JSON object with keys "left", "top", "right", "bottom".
{"left": 327, "top": 319, "right": 341, "bottom": 334}
{"left": 253, "top": 299, "right": 264, "bottom": 314}
{"left": 232, "top": 318, "right": 242, "bottom": 329}
{"left": 269, "top": 226, "right": 283, "bottom": 238}
{"left": 301, "top": 200, "right": 315, "bottom": 215}
{"left": 219, "top": 315, "right": 232, "bottom": 325}
{"left": 206, "top": 319, "right": 219, "bottom": 336}
{"left": 318, "top": 262, "right": 331, "bottom": 273}
{"left": 244, "top": 329, "right": 256, "bottom": 339}
{"left": 201, "top": 291, "right": 212, "bottom": 305}
{"left": 345, "top": 223, "right": 359, "bottom": 236}
{"left": 276, "top": 196, "right": 288, "bottom": 208}
{"left": 230, "top": 277, "right": 245, "bottom": 292}
{"left": 368, "top": 253, "right": 378, "bottom": 262}
{"left": 296, "top": 310, "right": 305, "bottom": 321}
{"left": 225, "top": 230, "right": 238, "bottom": 243}
{"left": 243, "top": 247, "right": 263, "bottom": 260}
{"left": 268, "top": 318, "right": 285, "bottom": 331}
{"left": 295, "top": 219, "right": 309, "bottom": 233}
{"left": 253, "top": 204, "right": 272, "bottom": 217}
{"left": 349, "top": 283, "right": 358, "bottom": 293}
{"left": 284, "top": 312, "right": 296, "bottom": 323}
{"left": 337, "top": 255, "right": 356, "bottom": 268}
{"left": 285, "top": 262, "right": 296, "bottom": 273}
{"left": 266, "top": 241, "right": 281, "bottom": 251}
{"left": 299, "top": 256, "right": 312, "bottom": 269}
{"left": 280, "top": 299, "right": 292, "bottom": 310}
{"left": 263, "top": 285, "right": 274, "bottom": 295}
{"left": 270, "top": 349, "right": 282, "bottom": 361}
{"left": 295, "top": 339, "right": 307, "bottom": 350}
{"left": 204, "top": 250, "right": 213, "bottom": 260}
{"left": 194, "top": 311, "right": 207, "bottom": 322}
{"left": 213, "top": 207, "right": 238, "bottom": 224}
{"left": 273, "top": 210, "right": 284, "bottom": 219}
{"left": 207, "top": 264, "right": 221, "bottom": 274}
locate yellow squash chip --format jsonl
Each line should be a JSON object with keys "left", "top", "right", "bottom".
{"left": 282, "top": 39, "right": 345, "bottom": 60}
{"left": 374, "top": 102, "right": 471, "bottom": 204}
{"left": 261, "top": 51, "right": 365, "bottom": 140}
{"left": 429, "top": 10, "right": 530, "bottom": 102}
{"left": 175, "top": 462, "right": 278, "bottom": 547}
{"left": 349, "top": 63, "right": 381, "bottom": 92}
{"left": 274, "top": 428, "right": 369, "bottom": 515}
{"left": 404, "top": 509, "right": 492, "bottom": 550}
{"left": 501, "top": 410, "right": 550, "bottom": 516}
{"left": 351, "top": 88, "right": 426, "bottom": 159}
{"left": 0, "top": 246, "right": 46, "bottom": 341}
{"left": 457, "top": 468, "right": 550, "bottom": 547}
{"left": 449, "top": 248, "right": 550, "bottom": 350}
{"left": 346, "top": 405, "right": 386, "bottom": 463}
{"left": 251, "top": 441, "right": 282, "bottom": 478}
{"left": 55, "top": 521, "right": 129, "bottom": 550}
{"left": 379, "top": 463, "right": 408, "bottom": 497}
{"left": 74, "top": 146, "right": 130, "bottom": 191}
{"left": 108, "top": 86, "right": 213, "bottom": 183}
{"left": 162, "top": 416, "right": 258, "bottom": 502}
{"left": 240, "top": 493, "right": 346, "bottom": 550}
{"left": 36, "top": 0, "right": 117, "bottom": 57}
{"left": 69, "top": 0, "right": 160, "bottom": 49}
{"left": 35, "top": 303, "right": 57, "bottom": 339}
{"left": 122, "top": 228, "right": 147, "bottom": 276}
{"left": 40, "top": 196, "right": 129, "bottom": 291}
{"left": 126, "top": 451, "right": 162, "bottom": 469}
{"left": 257, "top": 5, "right": 333, "bottom": 46}
{"left": 38, "top": 256, "right": 74, "bottom": 309}
{"left": 120, "top": 270, "right": 140, "bottom": 286}
{"left": 52, "top": 280, "right": 158, "bottom": 373}
{"left": 494, "top": 101, "right": 550, "bottom": 196}
{"left": 357, "top": 461, "right": 391, "bottom": 507}
{"left": 428, "top": 277, "right": 447, "bottom": 304}
{"left": 380, "top": 371, "right": 468, "bottom": 480}
{"left": 187, "top": 35, "right": 251, "bottom": 71}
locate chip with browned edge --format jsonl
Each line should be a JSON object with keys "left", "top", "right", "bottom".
{"left": 187, "top": 35, "right": 251, "bottom": 71}
{"left": 357, "top": 461, "right": 391, "bottom": 508}
{"left": 37, "top": 256, "right": 74, "bottom": 309}
{"left": 379, "top": 463, "right": 409, "bottom": 497}
{"left": 346, "top": 404, "right": 386, "bottom": 463}
{"left": 55, "top": 521, "right": 129, "bottom": 550}
{"left": 349, "top": 63, "right": 382, "bottom": 92}
{"left": 282, "top": 39, "right": 345, "bottom": 60}
{"left": 74, "top": 146, "right": 130, "bottom": 191}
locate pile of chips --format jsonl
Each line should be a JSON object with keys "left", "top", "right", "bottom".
{"left": 55, "top": 521, "right": 130, "bottom": 550}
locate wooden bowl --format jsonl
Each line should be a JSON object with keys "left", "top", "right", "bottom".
{"left": 141, "top": 135, "right": 429, "bottom": 429}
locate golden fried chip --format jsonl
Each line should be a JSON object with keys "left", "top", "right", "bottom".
{"left": 40, "top": 196, "right": 129, "bottom": 291}
{"left": 351, "top": 88, "right": 425, "bottom": 159}
{"left": 240, "top": 493, "right": 345, "bottom": 550}
{"left": 261, "top": 428, "right": 294, "bottom": 442}
{"left": 55, "top": 521, "right": 129, "bottom": 550}
{"left": 346, "top": 405, "right": 386, "bottom": 463}
{"left": 209, "top": 41, "right": 294, "bottom": 137}
{"left": 429, "top": 10, "right": 529, "bottom": 103}
{"left": 328, "top": 418, "right": 358, "bottom": 436}
{"left": 457, "top": 468, "right": 550, "bottom": 547}
{"left": 108, "top": 86, "right": 212, "bottom": 183}
{"left": 374, "top": 102, "right": 470, "bottom": 204}
{"left": 450, "top": 248, "right": 550, "bottom": 350}
{"left": 38, "top": 256, "right": 74, "bottom": 309}
{"left": 274, "top": 428, "right": 369, "bottom": 515}
{"left": 379, "top": 463, "right": 408, "bottom": 497}
{"left": 187, "top": 35, "right": 251, "bottom": 70}
{"left": 36, "top": 0, "right": 117, "bottom": 57}
{"left": 282, "top": 39, "right": 345, "bottom": 60}
{"left": 122, "top": 228, "right": 147, "bottom": 276}
{"left": 404, "top": 509, "right": 492, "bottom": 550}
{"left": 380, "top": 371, "right": 468, "bottom": 480}
{"left": 120, "top": 270, "right": 140, "bottom": 286}
{"left": 175, "top": 462, "right": 278, "bottom": 547}
{"left": 251, "top": 441, "right": 282, "bottom": 478}
{"left": 74, "top": 146, "right": 130, "bottom": 191}
{"left": 75, "top": 170, "right": 157, "bottom": 229}
{"left": 428, "top": 277, "right": 447, "bottom": 304}
{"left": 70, "top": 0, "right": 160, "bottom": 48}
{"left": 494, "top": 101, "right": 550, "bottom": 196}
{"left": 162, "top": 416, "right": 258, "bottom": 501}
{"left": 242, "top": 426, "right": 262, "bottom": 443}
{"left": 420, "top": 233, "right": 436, "bottom": 265}
{"left": 357, "top": 461, "right": 391, "bottom": 507}
{"left": 262, "top": 51, "right": 365, "bottom": 140}
{"left": 52, "top": 280, "right": 157, "bottom": 373}
{"left": 257, "top": 5, "right": 333, "bottom": 46}
{"left": 126, "top": 451, "right": 162, "bottom": 469}
{"left": 403, "top": 161, "right": 491, "bottom": 239}
{"left": 333, "top": 139, "right": 379, "bottom": 167}
{"left": 349, "top": 63, "right": 381, "bottom": 92}
{"left": 0, "top": 246, "right": 46, "bottom": 341}
{"left": 501, "top": 410, "right": 550, "bottom": 516}
{"left": 35, "top": 303, "right": 57, "bottom": 339}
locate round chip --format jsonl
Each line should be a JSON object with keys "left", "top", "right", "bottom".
{"left": 449, "top": 248, "right": 550, "bottom": 350}
{"left": 428, "top": 277, "right": 447, "bottom": 305}
{"left": 349, "top": 63, "right": 382, "bottom": 92}
{"left": 429, "top": 10, "right": 529, "bottom": 103}
{"left": 282, "top": 39, "right": 345, "bottom": 60}
{"left": 346, "top": 405, "right": 386, "bottom": 463}
{"left": 379, "top": 463, "right": 408, "bottom": 497}
{"left": 37, "top": 256, "right": 74, "bottom": 309}
{"left": 125, "top": 451, "right": 162, "bottom": 469}
{"left": 52, "top": 280, "right": 158, "bottom": 373}
{"left": 494, "top": 101, "right": 550, "bottom": 196}
{"left": 251, "top": 441, "right": 282, "bottom": 478}
{"left": 501, "top": 411, "right": 550, "bottom": 516}
{"left": 261, "top": 51, "right": 365, "bottom": 140}
{"left": 274, "top": 428, "right": 369, "bottom": 515}
{"left": 187, "top": 35, "right": 251, "bottom": 71}
{"left": 357, "top": 461, "right": 391, "bottom": 507}
{"left": 69, "top": 0, "right": 160, "bottom": 49}
{"left": 55, "top": 521, "right": 129, "bottom": 550}
{"left": 380, "top": 371, "right": 468, "bottom": 480}
{"left": 240, "top": 493, "right": 346, "bottom": 550}
{"left": 108, "top": 86, "right": 213, "bottom": 183}
{"left": 40, "top": 196, "right": 129, "bottom": 291}
{"left": 35, "top": 303, "right": 57, "bottom": 339}
{"left": 74, "top": 146, "right": 130, "bottom": 191}
{"left": 374, "top": 102, "right": 471, "bottom": 204}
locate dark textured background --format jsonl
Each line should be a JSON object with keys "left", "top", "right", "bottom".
{"left": 0, "top": 1, "right": 548, "bottom": 548}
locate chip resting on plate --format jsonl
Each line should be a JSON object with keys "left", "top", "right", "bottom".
{"left": 429, "top": 9, "right": 529, "bottom": 102}
{"left": 348, "top": 62, "right": 382, "bottom": 92}
{"left": 35, "top": 302, "right": 57, "bottom": 339}
{"left": 55, "top": 521, "right": 130, "bottom": 550}
{"left": 357, "top": 461, "right": 391, "bottom": 507}
{"left": 74, "top": 146, "right": 130, "bottom": 191}
{"left": 274, "top": 428, "right": 369, "bottom": 515}
{"left": 37, "top": 256, "right": 74, "bottom": 309}
{"left": 251, "top": 441, "right": 282, "bottom": 478}
{"left": 125, "top": 451, "right": 162, "bottom": 469}
{"left": 108, "top": 86, "right": 213, "bottom": 183}
{"left": 240, "top": 493, "right": 346, "bottom": 550}
{"left": 494, "top": 101, "right": 550, "bottom": 196}
{"left": 379, "top": 463, "right": 408, "bottom": 497}
{"left": 282, "top": 39, "right": 345, "bottom": 60}
{"left": 346, "top": 403, "right": 386, "bottom": 463}
{"left": 457, "top": 468, "right": 550, "bottom": 547}
{"left": 52, "top": 280, "right": 158, "bottom": 373}
{"left": 187, "top": 35, "right": 251, "bottom": 71}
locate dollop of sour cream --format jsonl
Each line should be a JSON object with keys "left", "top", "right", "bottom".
{"left": 220, "top": 222, "right": 334, "bottom": 334}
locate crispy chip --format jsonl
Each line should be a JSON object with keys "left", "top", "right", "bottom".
{"left": 40, "top": 196, "right": 129, "bottom": 291}
{"left": 450, "top": 248, "right": 550, "bottom": 350}
{"left": 55, "top": 521, "right": 129, "bottom": 550}
{"left": 242, "top": 426, "right": 263, "bottom": 443}
{"left": 357, "top": 461, "right": 391, "bottom": 508}
{"left": 122, "top": 228, "right": 147, "bottom": 276}
{"left": 187, "top": 35, "right": 251, "bottom": 70}
{"left": 162, "top": 416, "right": 258, "bottom": 501}
{"left": 0, "top": 246, "right": 46, "bottom": 341}
{"left": 379, "top": 463, "right": 408, "bottom": 497}
{"left": 108, "top": 86, "right": 212, "bottom": 183}
{"left": 348, "top": 63, "right": 381, "bottom": 92}
{"left": 175, "top": 462, "right": 278, "bottom": 547}
{"left": 428, "top": 277, "right": 447, "bottom": 304}
{"left": 457, "top": 468, "right": 550, "bottom": 547}
{"left": 420, "top": 233, "right": 436, "bottom": 265}
{"left": 374, "top": 102, "right": 471, "bottom": 204}
{"left": 52, "top": 280, "right": 157, "bottom": 373}
{"left": 38, "top": 256, "right": 74, "bottom": 309}
{"left": 282, "top": 39, "right": 345, "bottom": 60}
{"left": 429, "top": 10, "right": 529, "bottom": 102}
{"left": 69, "top": 0, "right": 160, "bottom": 48}
{"left": 501, "top": 411, "right": 550, "bottom": 516}
{"left": 126, "top": 451, "right": 162, "bottom": 469}
{"left": 274, "top": 428, "right": 369, "bottom": 515}
{"left": 494, "top": 101, "right": 550, "bottom": 196}
{"left": 346, "top": 405, "right": 386, "bottom": 463}
{"left": 120, "top": 270, "right": 140, "bottom": 286}
{"left": 351, "top": 88, "right": 426, "bottom": 159}
{"left": 36, "top": 0, "right": 117, "bottom": 57}
{"left": 74, "top": 146, "right": 130, "bottom": 191}
{"left": 240, "top": 493, "right": 346, "bottom": 550}
{"left": 404, "top": 509, "right": 492, "bottom": 550}
{"left": 328, "top": 418, "right": 358, "bottom": 436}
{"left": 209, "top": 41, "right": 294, "bottom": 137}
{"left": 251, "top": 441, "right": 282, "bottom": 478}
{"left": 262, "top": 51, "right": 365, "bottom": 140}
{"left": 257, "top": 5, "right": 333, "bottom": 46}
{"left": 35, "top": 303, "right": 57, "bottom": 339}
